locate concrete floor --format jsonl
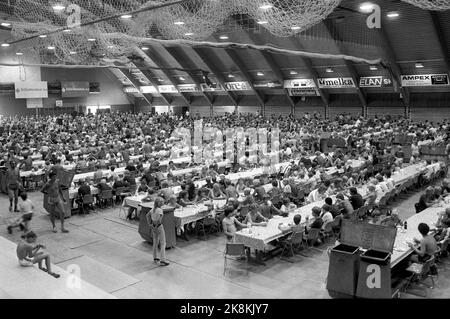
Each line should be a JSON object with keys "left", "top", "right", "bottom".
{"left": 1, "top": 184, "right": 450, "bottom": 299}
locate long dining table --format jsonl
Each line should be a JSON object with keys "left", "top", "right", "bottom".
{"left": 234, "top": 161, "right": 440, "bottom": 252}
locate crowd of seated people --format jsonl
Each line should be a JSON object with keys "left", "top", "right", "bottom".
{"left": 0, "top": 112, "right": 449, "bottom": 238}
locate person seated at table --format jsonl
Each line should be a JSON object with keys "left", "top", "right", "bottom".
{"left": 281, "top": 179, "right": 292, "bottom": 196}
{"left": 196, "top": 187, "right": 211, "bottom": 202}
{"left": 336, "top": 193, "right": 354, "bottom": 219}
{"left": 243, "top": 203, "right": 268, "bottom": 226}
{"left": 259, "top": 195, "right": 281, "bottom": 219}
{"left": 225, "top": 179, "right": 238, "bottom": 199}
{"left": 408, "top": 223, "right": 438, "bottom": 264}
{"left": 416, "top": 187, "right": 438, "bottom": 213}
{"left": 112, "top": 176, "right": 127, "bottom": 203}
{"left": 77, "top": 179, "right": 92, "bottom": 213}
{"left": 304, "top": 207, "right": 323, "bottom": 245}
{"left": 267, "top": 180, "right": 282, "bottom": 198}
{"left": 235, "top": 178, "right": 246, "bottom": 194}
{"left": 320, "top": 206, "right": 334, "bottom": 229}
{"left": 137, "top": 179, "right": 149, "bottom": 194}
{"left": 204, "top": 176, "right": 214, "bottom": 189}
{"left": 93, "top": 165, "right": 103, "bottom": 182}
{"left": 210, "top": 183, "right": 226, "bottom": 200}
{"left": 167, "top": 194, "right": 181, "bottom": 209}
{"left": 222, "top": 207, "right": 248, "bottom": 242}
{"left": 123, "top": 171, "right": 137, "bottom": 192}
{"left": 306, "top": 185, "right": 327, "bottom": 204}
{"left": 441, "top": 179, "right": 450, "bottom": 194}
{"left": 322, "top": 197, "right": 341, "bottom": 218}
{"left": 178, "top": 190, "right": 195, "bottom": 207}
{"left": 252, "top": 179, "right": 266, "bottom": 202}
{"left": 20, "top": 154, "right": 33, "bottom": 171}
{"left": 96, "top": 178, "right": 112, "bottom": 205}
{"left": 437, "top": 208, "right": 450, "bottom": 228}
{"left": 365, "top": 185, "right": 377, "bottom": 210}
{"left": 280, "top": 197, "right": 297, "bottom": 214}
{"left": 108, "top": 165, "right": 118, "bottom": 182}
{"left": 159, "top": 181, "right": 174, "bottom": 202}
{"left": 348, "top": 187, "right": 364, "bottom": 210}
{"left": 278, "top": 214, "right": 303, "bottom": 234}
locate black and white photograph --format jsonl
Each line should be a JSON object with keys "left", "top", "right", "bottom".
{"left": 1, "top": 0, "right": 450, "bottom": 307}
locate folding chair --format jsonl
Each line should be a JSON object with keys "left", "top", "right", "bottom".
{"left": 223, "top": 243, "right": 247, "bottom": 275}
{"left": 403, "top": 256, "right": 436, "bottom": 297}
{"left": 80, "top": 194, "right": 95, "bottom": 215}
{"left": 195, "top": 216, "right": 220, "bottom": 240}
{"left": 279, "top": 230, "right": 306, "bottom": 261}
{"left": 98, "top": 189, "right": 114, "bottom": 208}
{"left": 302, "top": 228, "right": 324, "bottom": 254}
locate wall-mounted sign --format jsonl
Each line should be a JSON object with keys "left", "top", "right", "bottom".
{"left": 26, "top": 98, "right": 43, "bottom": 109}
{"left": 283, "top": 79, "right": 316, "bottom": 88}
{"left": 158, "top": 85, "right": 178, "bottom": 93}
{"left": 317, "top": 77, "right": 356, "bottom": 88}
{"left": 200, "top": 83, "right": 224, "bottom": 92}
{"left": 55, "top": 100, "right": 63, "bottom": 107}
{"left": 123, "top": 86, "right": 139, "bottom": 93}
{"left": 61, "top": 81, "right": 90, "bottom": 97}
{"left": 15, "top": 81, "right": 48, "bottom": 99}
{"left": 253, "top": 81, "right": 282, "bottom": 88}
{"left": 401, "top": 74, "right": 449, "bottom": 87}
{"left": 224, "top": 81, "right": 251, "bottom": 91}
{"left": 139, "top": 86, "right": 158, "bottom": 94}
{"left": 177, "top": 84, "right": 198, "bottom": 92}
{"left": 287, "top": 88, "right": 320, "bottom": 96}
{"left": 359, "top": 76, "right": 393, "bottom": 88}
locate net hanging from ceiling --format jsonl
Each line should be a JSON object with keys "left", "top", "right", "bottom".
{"left": 3, "top": 0, "right": 450, "bottom": 66}
{"left": 6, "top": 0, "right": 343, "bottom": 64}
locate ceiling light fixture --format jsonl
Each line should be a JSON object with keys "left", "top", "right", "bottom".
{"left": 52, "top": 4, "right": 65, "bottom": 11}
{"left": 369, "top": 65, "right": 378, "bottom": 71}
{"left": 121, "top": 14, "right": 132, "bottom": 19}
{"left": 219, "top": 35, "right": 229, "bottom": 40}
{"left": 16, "top": 52, "right": 23, "bottom": 55}
{"left": 1, "top": 22, "right": 11, "bottom": 27}
{"left": 259, "top": 4, "right": 273, "bottom": 10}
{"left": 359, "top": 2, "right": 374, "bottom": 13}
{"left": 184, "top": 32, "right": 194, "bottom": 36}
{"left": 87, "top": 38, "right": 96, "bottom": 42}
{"left": 47, "top": 46, "right": 55, "bottom": 50}
{"left": 1, "top": 43, "right": 10, "bottom": 47}
{"left": 141, "top": 46, "right": 149, "bottom": 50}
{"left": 174, "top": 21, "right": 185, "bottom": 25}
{"left": 326, "top": 68, "right": 333, "bottom": 73}
{"left": 290, "top": 70, "right": 298, "bottom": 75}
{"left": 179, "top": 76, "right": 186, "bottom": 81}
{"left": 69, "top": 51, "right": 77, "bottom": 54}
{"left": 387, "top": 11, "right": 399, "bottom": 18}
{"left": 257, "top": 72, "right": 264, "bottom": 76}
{"left": 39, "top": 34, "right": 47, "bottom": 38}
{"left": 415, "top": 62, "right": 424, "bottom": 68}
{"left": 291, "top": 26, "right": 301, "bottom": 30}
{"left": 228, "top": 74, "right": 235, "bottom": 78}
{"left": 257, "top": 20, "right": 268, "bottom": 24}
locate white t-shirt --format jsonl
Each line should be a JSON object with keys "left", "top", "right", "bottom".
{"left": 19, "top": 199, "right": 34, "bottom": 213}
{"left": 321, "top": 211, "right": 333, "bottom": 227}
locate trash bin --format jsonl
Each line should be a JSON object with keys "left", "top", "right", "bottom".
{"left": 356, "top": 224, "right": 397, "bottom": 299}
{"left": 326, "top": 220, "right": 361, "bottom": 298}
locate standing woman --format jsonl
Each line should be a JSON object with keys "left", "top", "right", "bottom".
{"left": 146, "top": 197, "right": 169, "bottom": 266}
{"left": 41, "top": 171, "right": 69, "bottom": 233}
{"left": 6, "top": 161, "right": 21, "bottom": 212}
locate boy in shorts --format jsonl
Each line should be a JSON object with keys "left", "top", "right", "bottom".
{"left": 7, "top": 192, "right": 34, "bottom": 234}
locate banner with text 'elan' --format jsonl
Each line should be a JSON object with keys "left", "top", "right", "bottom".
{"left": 359, "top": 76, "right": 393, "bottom": 87}
{"left": 61, "top": 81, "right": 90, "bottom": 97}
{"left": 15, "top": 81, "right": 48, "bottom": 99}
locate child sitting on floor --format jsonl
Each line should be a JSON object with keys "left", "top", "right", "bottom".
{"left": 7, "top": 192, "right": 34, "bottom": 234}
